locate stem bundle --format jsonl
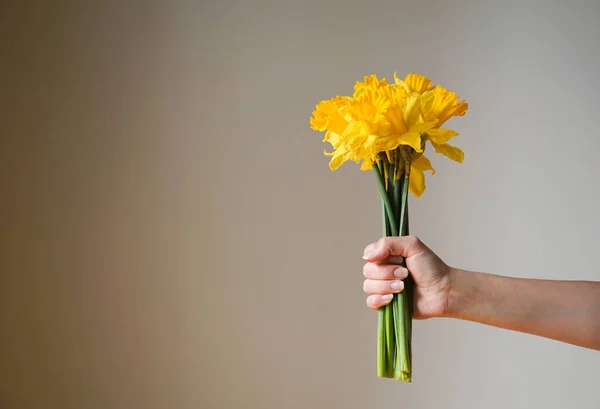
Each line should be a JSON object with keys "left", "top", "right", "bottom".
{"left": 372, "top": 152, "right": 413, "bottom": 382}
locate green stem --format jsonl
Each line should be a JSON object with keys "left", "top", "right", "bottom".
{"left": 404, "top": 198, "right": 414, "bottom": 355}
{"left": 376, "top": 160, "right": 398, "bottom": 379}
{"left": 393, "top": 175, "right": 412, "bottom": 380}
{"left": 378, "top": 196, "right": 393, "bottom": 378}
{"left": 399, "top": 175, "right": 409, "bottom": 237}
{"left": 393, "top": 291, "right": 410, "bottom": 377}
{"left": 377, "top": 306, "right": 386, "bottom": 377}
{"left": 382, "top": 198, "right": 395, "bottom": 377}
{"left": 393, "top": 176, "right": 401, "bottom": 231}
{"left": 384, "top": 302, "right": 395, "bottom": 376}
{"left": 388, "top": 162, "right": 395, "bottom": 205}
{"left": 372, "top": 163, "right": 398, "bottom": 236}
{"left": 373, "top": 160, "right": 413, "bottom": 381}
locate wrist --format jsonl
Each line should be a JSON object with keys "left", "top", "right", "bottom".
{"left": 443, "top": 267, "right": 476, "bottom": 319}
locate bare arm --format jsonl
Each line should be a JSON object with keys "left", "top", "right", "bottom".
{"left": 446, "top": 269, "right": 600, "bottom": 350}
{"left": 362, "top": 236, "right": 600, "bottom": 351}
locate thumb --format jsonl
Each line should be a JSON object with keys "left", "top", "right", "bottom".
{"left": 362, "top": 236, "right": 421, "bottom": 262}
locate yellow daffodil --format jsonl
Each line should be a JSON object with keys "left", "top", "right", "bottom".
{"left": 309, "top": 72, "right": 469, "bottom": 382}
{"left": 309, "top": 72, "right": 467, "bottom": 197}
{"left": 420, "top": 85, "right": 468, "bottom": 163}
{"left": 421, "top": 85, "right": 468, "bottom": 127}
{"left": 392, "top": 72, "right": 468, "bottom": 165}
{"left": 353, "top": 74, "right": 389, "bottom": 96}
{"left": 394, "top": 72, "right": 433, "bottom": 94}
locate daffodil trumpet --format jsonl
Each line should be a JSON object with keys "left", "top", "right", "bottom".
{"left": 310, "top": 73, "right": 468, "bottom": 382}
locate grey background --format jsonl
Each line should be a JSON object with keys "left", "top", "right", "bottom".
{"left": 1, "top": 1, "right": 600, "bottom": 408}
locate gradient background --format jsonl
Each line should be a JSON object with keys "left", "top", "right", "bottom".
{"left": 2, "top": 1, "right": 600, "bottom": 408}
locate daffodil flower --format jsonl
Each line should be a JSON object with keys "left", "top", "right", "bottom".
{"left": 310, "top": 72, "right": 468, "bottom": 382}
{"left": 310, "top": 73, "right": 467, "bottom": 197}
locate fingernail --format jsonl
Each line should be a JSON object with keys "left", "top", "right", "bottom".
{"left": 394, "top": 267, "right": 408, "bottom": 278}
{"left": 381, "top": 294, "right": 394, "bottom": 301}
{"left": 391, "top": 281, "right": 403, "bottom": 291}
{"left": 362, "top": 249, "right": 377, "bottom": 260}
{"left": 388, "top": 256, "right": 404, "bottom": 265}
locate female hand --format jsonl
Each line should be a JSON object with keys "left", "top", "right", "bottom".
{"left": 362, "top": 236, "right": 452, "bottom": 319}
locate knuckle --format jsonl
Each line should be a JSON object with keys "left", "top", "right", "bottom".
{"left": 366, "top": 296, "right": 378, "bottom": 310}
{"left": 362, "top": 279, "right": 370, "bottom": 293}
{"left": 377, "top": 236, "right": 390, "bottom": 248}
{"left": 379, "top": 280, "right": 389, "bottom": 293}
{"left": 362, "top": 262, "right": 373, "bottom": 278}
{"left": 406, "top": 235, "right": 421, "bottom": 246}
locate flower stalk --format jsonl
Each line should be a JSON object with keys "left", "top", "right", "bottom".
{"left": 373, "top": 152, "right": 413, "bottom": 382}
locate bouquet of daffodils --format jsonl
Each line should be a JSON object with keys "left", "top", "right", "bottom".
{"left": 310, "top": 73, "right": 467, "bottom": 382}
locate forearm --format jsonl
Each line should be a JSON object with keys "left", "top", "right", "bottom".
{"left": 445, "top": 268, "right": 600, "bottom": 350}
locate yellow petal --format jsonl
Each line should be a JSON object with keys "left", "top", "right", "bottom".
{"left": 384, "top": 107, "right": 406, "bottom": 135}
{"left": 323, "top": 130, "right": 341, "bottom": 146}
{"left": 403, "top": 93, "right": 421, "bottom": 128}
{"left": 426, "top": 128, "right": 459, "bottom": 144}
{"left": 360, "top": 157, "right": 374, "bottom": 171}
{"left": 400, "top": 131, "right": 424, "bottom": 152}
{"left": 357, "top": 134, "right": 379, "bottom": 159}
{"left": 310, "top": 99, "right": 334, "bottom": 131}
{"left": 379, "top": 131, "right": 423, "bottom": 153}
{"left": 455, "top": 101, "right": 468, "bottom": 117}
{"left": 353, "top": 74, "right": 388, "bottom": 97}
{"left": 431, "top": 142, "right": 464, "bottom": 163}
{"left": 394, "top": 72, "right": 434, "bottom": 95}
{"left": 310, "top": 112, "right": 326, "bottom": 131}
{"left": 421, "top": 85, "right": 467, "bottom": 127}
{"left": 310, "top": 96, "right": 348, "bottom": 133}
{"left": 341, "top": 121, "right": 364, "bottom": 144}
{"left": 349, "top": 89, "right": 391, "bottom": 122}
{"left": 409, "top": 165, "right": 426, "bottom": 198}
{"left": 393, "top": 72, "right": 410, "bottom": 94}
{"left": 328, "top": 150, "right": 348, "bottom": 171}
{"left": 419, "top": 90, "right": 434, "bottom": 117}
{"left": 382, "top": 82, "right": 407, "bottom": 105}
{"left": 343, "top": 122, "right": 374, "bottom": 156}
{"left": 327, "top": 113, "right": 349, "bottom": 135}
{"left": 412, "top": 155, "right": 436, "bottom": 175}
{"left": 404, "top": 73, "right": 434, "bottom": 94}
{"left": 410, "top": 120, "right": 438, "bottom": 134}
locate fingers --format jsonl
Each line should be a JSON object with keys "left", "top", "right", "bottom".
{"left": 366, "top": 294, "right": 394, "bottom": 310}
{"left": 362, "top": 236, "right": 423, "bottom": 263}
{"left": 363, "top": 278, "right": 404, "bottom": 294}
{"left": 363, "top": 262, "right": 409, "bottom": 280}
{"left": 362, "top": 236, "right": 426, "bottom": 312}
{"left": 362, "top": 256, "right": 410, "bottom": 311}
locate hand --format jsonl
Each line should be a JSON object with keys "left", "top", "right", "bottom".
{"left": 362, "top": 236, "right": 452, "bottom": 319}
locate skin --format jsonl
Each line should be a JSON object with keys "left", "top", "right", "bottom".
{"left": 362, "top": 236, "right": 600, "bottom": 351}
